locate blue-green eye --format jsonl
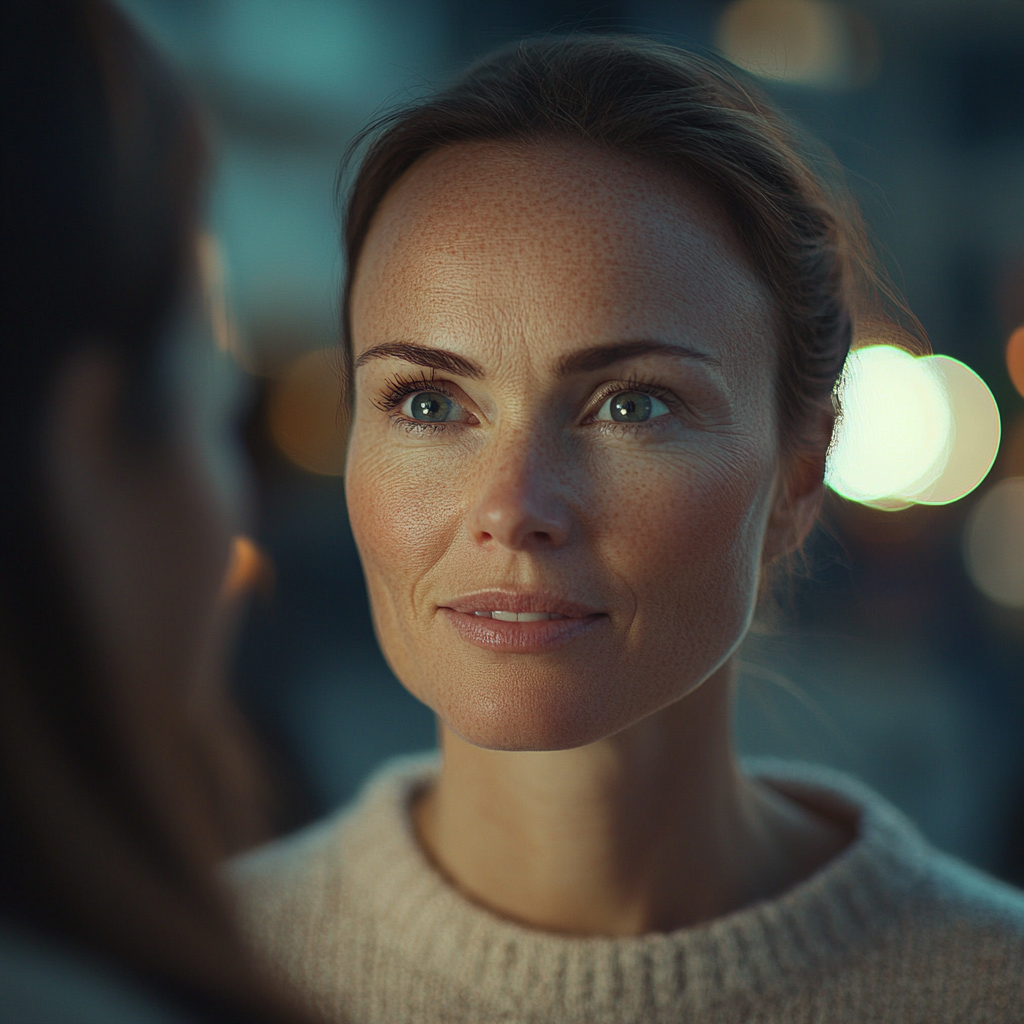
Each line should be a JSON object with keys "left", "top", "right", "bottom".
{"left": 596, "top": 391, "right": 670, "bottom": 423}
{"left": 403, "top": 391, "right": 456, "bottom": 422}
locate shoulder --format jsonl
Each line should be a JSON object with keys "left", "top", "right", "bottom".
{"left": 0, "top": 920, "right": 195, "bottom": 1024}
{"left": 227, "top": 753, "right": 437, "bottom": 953}
{"left": 230, "top": 752, "right": 436, "bottom": 888}
{"left": 230, "top": 806, "right": 344, "bottom": 899}
{"left": 765, "top": 756, "right": 1024, "bottom": 951}
{"left": 745, "top": 759, "right": 1024, "bottom": 1009}
{"left": 228, "top": 808, "right": 361, "bottom": 991}
{"left": 845, "top": 854, "right": 1024, "bottom": 1019}
{"left": 909, "top": 851, "right": 1024, "bottom": 952}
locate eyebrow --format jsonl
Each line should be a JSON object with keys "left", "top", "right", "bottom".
{"left": 355, "top": 342, "right": 484, "bottom": 379}
{"left": 353, "top": 338, "right": 717, "bottom": 379}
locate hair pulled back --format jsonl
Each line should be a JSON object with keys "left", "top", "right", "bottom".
{"left": 341, "top": 34, "right": 920, "bottom": 458}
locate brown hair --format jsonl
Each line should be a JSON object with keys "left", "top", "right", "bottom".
{"left": 340, "top": 34, "right": 924, "bottom": 460}
{"left": 0, "top": 2, "right": 304, "bottom": 1019}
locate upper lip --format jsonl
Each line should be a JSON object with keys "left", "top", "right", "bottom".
{"left": 441, "top": 591, "right": 602, "bottom": 619}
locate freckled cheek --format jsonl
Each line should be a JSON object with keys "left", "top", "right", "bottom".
{"left": 586, "top": 450, "right": 768, "bottom": 619}
{"left": 345, "top": 438, "right": 465, "bottom": 606}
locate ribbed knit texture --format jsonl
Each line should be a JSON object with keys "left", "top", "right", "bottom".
{"left": 230, "top": 756, "right": 1024, "bottom": 1023}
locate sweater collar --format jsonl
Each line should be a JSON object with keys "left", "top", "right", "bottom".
{"left": 337, "top": 753, "right": 931, "bottom": 1013}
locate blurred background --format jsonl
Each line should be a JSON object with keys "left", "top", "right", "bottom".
{"left": 119, "top": 0, "right": 1024, "bottom": 881}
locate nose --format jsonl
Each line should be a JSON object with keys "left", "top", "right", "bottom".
{"left": 468, "top": 442, "right": 572, "bottom": 551}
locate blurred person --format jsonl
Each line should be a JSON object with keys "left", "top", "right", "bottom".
{"left": 0, "top": 1, "right": 315, "bottom": 1020}
{"left": 232, "top": 36, "right": 1024, "bottom": 1024}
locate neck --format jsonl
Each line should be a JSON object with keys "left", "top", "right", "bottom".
{"left": 415, "top": 660, "right": 850, "bottom": 936}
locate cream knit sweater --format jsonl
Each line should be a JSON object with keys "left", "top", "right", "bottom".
{"left": 231, "top": 756, "right": 1024, "bottom": 1023}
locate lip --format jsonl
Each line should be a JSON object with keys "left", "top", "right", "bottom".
{"left": 439, "top": 590, "right": 607, "bottom": 653}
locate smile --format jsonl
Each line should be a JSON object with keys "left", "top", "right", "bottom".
{"left": 473, "top": 610, "right": 567, "bottom": 622}
{"left": 440, "top": 591, "right": 607, "bottom": 653}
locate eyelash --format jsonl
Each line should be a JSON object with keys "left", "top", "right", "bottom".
{"left": 372, "top": 371, "right": 455, "bottom": 413}
{"left": 587, "top": 376, "right": 683, "bottom": 421}
{"left": 371, "top": 372, "right": 683, "bottom": 429}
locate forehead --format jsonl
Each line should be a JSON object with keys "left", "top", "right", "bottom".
{"left": 351, "top": 139, "right": 773, "bottom": 377}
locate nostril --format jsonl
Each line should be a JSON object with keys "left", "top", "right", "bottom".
{"left": 469, "top": 485, "right": 571, "bottom": 550}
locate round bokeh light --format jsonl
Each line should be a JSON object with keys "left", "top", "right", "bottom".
{"left": 825, "top": 345, "right": 952, "bottom": 503}
{"left": 268, "top": 348, "right": 347, "bottom": 476}
{"left": 963, "top": 477, "right": 1024, "bottom": 609}
{"left": 911, "top": 356, "right": 1001, "bottom": 505}
{"left": 715, "top": 0, "right": 876, "bottom": 90}
{"left": 1008, "top": 326, "right": 1024, "bottom": 399}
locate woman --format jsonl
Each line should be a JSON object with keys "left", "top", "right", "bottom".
{"left": 1, "top": 2, "right": 309, "bottom": 1020}
{"left": 232, "top": 36, "right": 1024, "bottom": 1023}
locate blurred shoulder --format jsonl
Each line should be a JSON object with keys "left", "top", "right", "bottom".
{"left": 227, "top": 753, "right": 437, "bottom": 945}
{"left": 913, "top": 850, "right": 1024, "bottom": 950}
{"left": 228, "top": 807, "right": 351, "bottom": 929}
{"left": 856, "top": 855, "right": 1024, "bottom": 1016}
{"left": 230, "top": 806, "right": 345, "bottom": 887}
{"left": 747, "top": 757, "right": 1024, "bottom": 1006}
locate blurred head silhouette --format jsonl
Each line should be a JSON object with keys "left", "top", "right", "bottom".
{"left": 0, "top": 1, "right": 300, "bottom": 1019}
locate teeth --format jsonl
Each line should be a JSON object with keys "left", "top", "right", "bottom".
{"left": 472, "top": 610, "right": 564, "bottom": 622}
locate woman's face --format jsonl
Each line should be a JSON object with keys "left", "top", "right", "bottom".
{"left": 347, "top": 140, "right": 804, "bottom": 750}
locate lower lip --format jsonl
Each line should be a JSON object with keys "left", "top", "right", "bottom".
{"left": 439, "top": 608, "right": 607, "bottom": 653}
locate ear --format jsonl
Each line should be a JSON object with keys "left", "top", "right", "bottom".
{"left": 761, "top": 440, "right": 828, "bottom": 566}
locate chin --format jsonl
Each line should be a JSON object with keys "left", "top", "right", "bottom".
{"left": 375, "top": 598, "right": 746, "bottom": 752}
{"left": 414, "top": 664, "right": 671, "bottom": 751}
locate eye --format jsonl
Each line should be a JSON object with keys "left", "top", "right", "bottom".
{"left": 401, "top": 390, "right": 459, "bottom": 422}
{"left": 595, "top": 390, "right": 670, "bottom": 423}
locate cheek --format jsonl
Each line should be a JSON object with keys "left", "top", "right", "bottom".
{"left": 347, "top": 432, "right": 461, "bottom": 575}
{"left": 591, "top": 441, "right": 773, "bottom": 643}
{"left": 346, "top": 428, "right": 479, "bottom": 705}
{"left": 345, "top": 426, "right": 465, "bottom": 650}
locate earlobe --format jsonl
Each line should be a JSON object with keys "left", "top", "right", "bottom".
{"left": 762, "top": 450, "right": 827, "bottom": 565}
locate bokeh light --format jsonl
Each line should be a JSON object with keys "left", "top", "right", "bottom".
{"left": 826, "top": 345, "right": 952, "bottom": 503}
{"left": 197, "top": 231, "right": 248, "bottom": 365}
{"left": 963, "top": 478, "right": 1024, "bottom": 609}
{"left": 826, "top": 345, "right": 1001, "bottom": 509}
{"left": 222, "top": 535, "right": 274, "bottom": 601}
{"left": 715, "top": 0, "right": 877, "bottom": 90}
{"left": 912, "top": 356, "right": 1001, "bottom": 505}
{"left": 267, "top": 348, "right": 347, "bottom": 476}
{"left": 1008, "top": 326, "right": 1024, "bottom": 399}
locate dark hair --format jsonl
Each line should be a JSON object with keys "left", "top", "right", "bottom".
{"left": 0, "top": 2, "right": 299, "bottom": 1019}
{"left": 340, "top": 34, "right": 924, "bottom": 460}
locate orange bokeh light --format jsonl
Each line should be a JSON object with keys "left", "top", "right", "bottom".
{"left": 1008, "top": 326, "right": 1024, "bottom": 399}
{"left": 222, "top": 535, "right": 273, "bottom": 601}
{"left": 267, "top": 349, "right": 348, "bottom": 476}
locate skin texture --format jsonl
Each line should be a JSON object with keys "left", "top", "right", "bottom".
{"left": 346, "top": 140, "right": 850, "bottom": 935}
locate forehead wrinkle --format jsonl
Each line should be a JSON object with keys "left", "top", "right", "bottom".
{"left": 353, "top": 139, "right": 776, "bottom": 403}
{"left": 367, "top": 167, "right": 760, "bottom": 323}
